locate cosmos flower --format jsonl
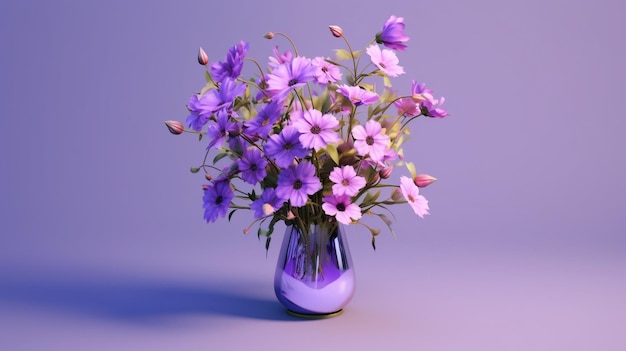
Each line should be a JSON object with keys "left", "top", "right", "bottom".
{"left": 264, "top": 126, "right": 308, "bottom": 168}
{"left": 250, "top": 188, "right": 284, "bottom": 218}
{"left": 239, "top": 148, "right": 268, "bottom": 184}
{"left": 351, "top": 120, "right": 390, "bottom": 162}
{"left": 275, "top": 162, "right": 321, "bottom": 207}
{"left": 203, "top": 180, "right": 234, "bottom": 223}
{"left": 292, "top": 109, "right": 340, "bottom": 150}
{"left": 329, "top": 166, "right": 366, "bottom": 196}
{"left": 336, "top": 85, "right": 379, "bottom": 106}
{"left": 311, "top": 57, "right": 342, "bottom": 84}
{"left": 366, "top": 45, "right": 404, "bottom": 77}
{"left": 322, "top": 194, "right": 362, "bottom": 225}
{"left": 399, "top": 176, "right": 429, "bottom": 218}
{"left": 245, "top": 101, "right": 282, "bottom": 138}
{"left": 266, "top": 56, "right": 316, "bottom": 97}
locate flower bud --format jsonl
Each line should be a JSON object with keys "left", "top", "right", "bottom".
{"left": 262, "top": 203, "right": 275, "bottom": 216}
{"left": 197, "top": 47, "right": 209, "bottom": 66}
{"left": 164, "top": 120, "right": 184, "bottom": 135}
{"left": 379, "top": 166, "right": 393, "bottom": 179}
{"left": 204, "top": 173, "right": 212, "bottom": 181}
{"left": 263, "top": 32, "right": 274, "bottom": 39}
{"left": 328, "top": 25, "right": 343, "bottom": 38}
{"left": 286, "top": 211, "right": 295, "bottom": 220}
{"left": 201, "top": 184, "right": 210, "bottom": 191}
{"left": 414, "top": 174, "right": 437, "bottom": 188}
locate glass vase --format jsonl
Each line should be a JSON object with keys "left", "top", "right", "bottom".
{"left": 274, "top": 223, "right": 355, "bottom": 318}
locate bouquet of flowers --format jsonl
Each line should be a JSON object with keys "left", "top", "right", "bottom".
{"left": 165, "top": 15, "right": 448, "bottom": 249}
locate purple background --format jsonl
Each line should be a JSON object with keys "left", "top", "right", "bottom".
{"left": 1, "top": 0, "right": 625, "bottom": 350}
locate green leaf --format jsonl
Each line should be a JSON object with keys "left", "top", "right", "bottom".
{"left": 335, "top": 49, "right": 352, "bottom": 60}
{"left": 326, "top": 144, "right": 339, "bottom": 165}
{"left": 406, "top": 162, "right": 416, "bottom": 178}
{"left": 213, "top": 152, "right": 228, "bottom": 164}
{"left": 265, "top": 236, "right": 272, "bottom": 253}
{"left": 198, "top": 133, "right": 203, "bottom": 141}
{"left": 228, "top": 209, "right": 237, "bottom": 221}
{"left": 371, "top": 236, "right": 376, "bottom": 250}
{"left": 190, "top": 166, "right": 200, "bottom": 173}
{"left": 383, "top": 75, "right": 392, "bottom": 88}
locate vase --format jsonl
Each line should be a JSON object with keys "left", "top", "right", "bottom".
{"left": 274, "top": 223, "right": 356, "bottom": 318}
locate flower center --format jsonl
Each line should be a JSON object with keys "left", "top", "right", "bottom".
{"left": 293, "top": 179, "right": 303, "bottom": 190}
{"left": 250, "top": 164, "right": 258, "bottom": 171}
{"left": 288, "top": 78, "right": 298, "bottom": 86}
{"left": 336, "top": 203, "right": 346, "bottom": 212}
{"left": 284, "top": 143, "right": 293, "bottom": 150}
{"left": 310, "top": 125, "right": 321, "bottom": 135}
{"left": 322, "top": 67, "right": 328, "bottom": 73}
{"left": 379, "top": 62, "right": 386, "bottom": 69}
{"left": 261, "top": 118, "right": 270, "bottom": 127}
{"left": 215, "top": 195, "right": 223, "bottom": 205}
{"left": 365, "top": 136, "right": 375, "bottom": 145}
{"left": 341, "top": 179, "right": 349, "bottom": 186}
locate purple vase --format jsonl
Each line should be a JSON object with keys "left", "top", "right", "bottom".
{"left": 274, "top": 224, "right": 356, "bottom": 317}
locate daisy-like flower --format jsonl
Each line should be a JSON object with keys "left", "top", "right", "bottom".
{"left": 266, "top": 56, "right": 316, "bottom": 97}
{"left": 185, "top": 94, "right": 213, "bottom": 131}
{"left": 336, "top": 85, "right": 379, "bottom": 106}
{"left": 375, "top": 15, "right": 410, "bottom": 51}
{"left": 352, "top": 120, "right": 390, "bottom": 162}
{"left": 264, "top": 126, "right": 308, "bottom": 168}
{"left": 322, "top": 194, "right": 362, "bottom": 225}
{"left": 292, "top": 109, "right": 340, "bottom": 150}
{"left": 203, "top": 180, "right": 234, "bottom": 223}
{"left": 245, "top": 101, "right": 281, "bottom": 138}
{"left": 268, "top": 46, "right": 293, "bottom": 69}
{"left": 239, "top": 148, "right": 268, "bottom": 185}
{"left": 329, "top": 166, "right": 366, "bottom": 196}
{"left": 250, "top": 188, "right": 284, "bottom": 218}
{"left": 399, "top": 176, "right": 429, "bottom": 218}
{"left": 365, "top": 45, "right": 404, "bottom": 77}
{"left": 311, "top": 57, "right": 342, "bottom": 84}
{"left": 275, "top": 162, "right": 321, "bottom": 207}
{"left": 211, "top": 41, "right": 249, "bottom": 83}
{"left": 206, "top": 110, "right": 238, "bottom": 149}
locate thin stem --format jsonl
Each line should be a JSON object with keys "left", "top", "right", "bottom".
{"left": 275, "top": 32, "right": 299, "bottom": 57}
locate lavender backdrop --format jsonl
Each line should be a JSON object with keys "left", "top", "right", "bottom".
{"left": 1, "top": 0, "right": 625, "bottom": 350}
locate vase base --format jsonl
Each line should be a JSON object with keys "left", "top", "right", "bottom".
{"left": 286, "top": 309, "right": 344, "bottom": 319}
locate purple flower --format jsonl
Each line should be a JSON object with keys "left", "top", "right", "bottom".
{"left": 266, "top": 56, "right": 316, "bottom": 97}
{"left": 407, "top": 81, "right": 449, "bottom": 118}
{"left": 376, "top": 16, "right": 410, "bottom": 51}
{"left": 268, "top": 46, "right": 293, "bottom": 69}
{"left": 336, "top": 85, "right": 379, "bottom": 106}
{"left": 185, "top": 94, "right": 213, "bottom": 131}
{"left": 292, "top": 109, "right": 340, "bottom": 150}
{"left": 211, "top": 41, "right": 249, "bottom": 83}
{"left": 202, "top": 180, "right": 234, "bottom": 223}
{"left": 239, "top": 148, "right": 268, "bottom": 184}
{"left": 264, "top": 126, "right": 308, "bottom": 168}
{"left": 311, "top": 57, "right": 342, "bottom": 84}
{"left": 187, "top": 78, "right": 246, "bottom": 133}
{"left": 206, "top": 110, "right": 238, "bottom": 149}
{"left": 250, "top": 188, "right": 284, "bottom": 218}
{"left": 365, "top": 45, "right": 404, "bottom": 77}
{"left": 352, "top": 120, "right": 390, "bottom": 162}
{"left": 275, "top": 162, "right": 321, "bottom": 207}
{"left": 245, "top": 101, "right": 282, "bottom": 138}
{"left": 329, "top": 166, "right": 366, "bottom": 196}
{"left": 322, "top": 194, "right": 362, "bottom": 225}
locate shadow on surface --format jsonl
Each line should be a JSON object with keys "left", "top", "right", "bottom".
{"left": 0, "top": 268, "right": 304, "bottom": 324}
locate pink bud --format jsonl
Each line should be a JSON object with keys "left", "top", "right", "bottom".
{"left": 414, "top": 174, "right": 437, "bottom": 188}
{"left": 379, "top": 166, "right": 393, "bottom": 179}
{"left": 204, "top": 173, "right": 212, "bottom": 181}
{"left": 201, "top": 184, "right": 210, "bottom": 191}
{"left": 164, "top": 120, "right": 184, "bottom": 135}
{"left": 197, "top": 47, "right": 209, "bottom": 66}
{"left": 328, "top": 25, "right": 343, "bottom": 38}
{"left": 243, "top": 228, "right": 250, "bottom": 234}
{"left": 263, "top": 32, "right": 274, "bottom": 39}
{"left": 286, "top": 211, "right": 295, "bottom": 220}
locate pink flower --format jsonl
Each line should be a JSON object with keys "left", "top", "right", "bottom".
{"left": 322, "top": 194, "right": 362, "bottom": 225}
{"left": 399, "top": 176, "right": 429, "bottom": 218}
{"left": 336, "top": 85, "right": 379, "bottom": 106}
{"left": 351, "top": 120, "right": 390, "bottom": 162}
{"left": 292, "top": 109, "right": 340, "bottom": 150}
{"left": 365, "top": 45, "right": 404, "bottom": 77}
{"left": 329, "top": 166, "right": 366, "bottom": 196}
{"left": 312, "top": 57, "right": 342, "bottom": 84}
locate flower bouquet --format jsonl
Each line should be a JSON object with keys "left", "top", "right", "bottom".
{"left": 165, "top": 15, "right": 448, "bottom": 250}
